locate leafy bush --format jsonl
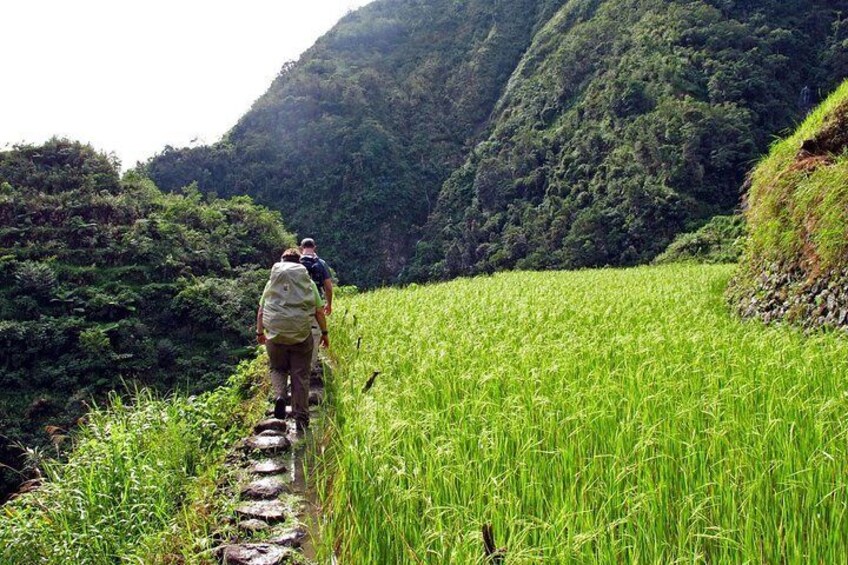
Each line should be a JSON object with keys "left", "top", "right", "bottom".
{"left": 653, "top": 215, "right": 746, "bottom": 264}
{"left": 13, "top": 261, "right": 56, "bottom": 297}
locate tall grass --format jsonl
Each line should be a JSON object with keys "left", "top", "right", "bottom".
{"left": 0, "top": 357, "right": 267, "bottom": 564}
{"left": 320, "top": 264, "right": 848, "bottom": 563}
{"left": 745, "top": 79, "right": 848, "bottom": 268}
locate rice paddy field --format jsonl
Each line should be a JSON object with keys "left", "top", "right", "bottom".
{"left": 319, "top": 264, "right": 848, "bottom": 563}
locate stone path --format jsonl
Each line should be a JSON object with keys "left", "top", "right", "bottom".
{"left": 217, "top": 367, "right": 326, "bottom": 565}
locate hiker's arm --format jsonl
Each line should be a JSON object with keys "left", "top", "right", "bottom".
{"left": 256, "top": 306, "right": 266, "bottom": 345}
{"left": 315, "top": 308, "right": 330, "bottom": 348}
{"left": 323, "top": 278, "right": 333, "bottom": 315}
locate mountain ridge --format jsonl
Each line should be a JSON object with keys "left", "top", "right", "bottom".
{"left": 145, "top": 0, "right": 848, "bottom": 286}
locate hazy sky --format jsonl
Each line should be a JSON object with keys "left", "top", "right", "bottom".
{"left": 0, "top": 0, "right": 372, "bottom": 168}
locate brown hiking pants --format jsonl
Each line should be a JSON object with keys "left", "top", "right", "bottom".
{"left": 266, "top": 336, "right": 313, "bottom": 426}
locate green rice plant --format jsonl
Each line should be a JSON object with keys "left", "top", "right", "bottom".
{"left": 0, "top": 357, "right": 267, "bottom": 564}
{"left": 318, "top": 264, "right": 848, "bottom": 563}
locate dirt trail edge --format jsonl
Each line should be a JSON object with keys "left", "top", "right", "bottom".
{"left": 215, "top": 366, "right": 328, "bottom": 565}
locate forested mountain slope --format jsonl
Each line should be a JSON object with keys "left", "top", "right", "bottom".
{"left": 410, "top": 0, "right": 848, "bottom": 279}
{"left": 146, "top": 0, "right": 848, "bottom": 286}
{"left": 0, "top": 140, "right": 294, "bottom": 499}
{"left": 146, "top": 0, "right": 564, "bottom": 286}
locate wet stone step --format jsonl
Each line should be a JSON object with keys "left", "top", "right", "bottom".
{"left": 238, "top": 519, "right": 270, "bottom": 533}
{"left": 235, "top": 500, "right": 287, "bottom": 524}
{"left": 257, "top": 429, "right": 286, "bottom": 438}
{"left": 221, "top": 543, "right": 290, "bottom": 565}
{"left": 251, "top": 459, "right": 288, "bottom": 475}
{"left": 254, "top": 419, "right": 288, "bottom": 434}
{"left": 246, "top": 435, "right": 291, "bottom": 455}
{"left": 241, "top": 477, "right": 291, "bottom": 500}
{"left": 308, "top": 389, "right": 324, "bottom": 406}
{"left": 269, "top": 527, "right": 308, "bottom": 549}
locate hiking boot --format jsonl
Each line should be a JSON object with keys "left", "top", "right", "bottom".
{"left": 273, "top": 396, "right": 287, "bottom": 420}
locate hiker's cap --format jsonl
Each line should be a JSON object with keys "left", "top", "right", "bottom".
{"left": 300, "top": 238, "right": 316, "bottom": 248}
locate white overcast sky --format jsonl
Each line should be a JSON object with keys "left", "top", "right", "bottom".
{"left": 0, "top": 0, "right": 372, "bottom": 168}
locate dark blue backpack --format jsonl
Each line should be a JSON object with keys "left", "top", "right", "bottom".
{"left": 300, "top": 255, "right": 326, "bottom": 295}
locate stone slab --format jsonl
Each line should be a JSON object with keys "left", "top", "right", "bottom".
{"left": 251, "top": 459, "right": 288, "bottom": 475}
{"left": 246, "top": 435, "right": 291, "bottom": 455}
{"left": 235, "top": 500, "right": 287, "bottom": 524}
{"left": 221, "top": 544, "right": 289, "bottom": 565}
{"left": 258, "top": 429, "right": 286, "bottom": 438}
{"left": 254, "top": 418, "right": 288, "bottom": 434}
{"left": 241, "top": 477, "right": 291, "bottom": 500}
{"left": 238, "top": 519, "right": 270, "bottom": 533}
{"left": 269, "top": 526, "right": 308, "bottom": 549}
{"left": 308, "top": 389, "right": 324, "bottom": 406}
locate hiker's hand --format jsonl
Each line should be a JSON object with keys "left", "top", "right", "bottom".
{"left": 324, "top": 304, "right": 332, "bottom": 316}
{"left": 320, "top": 334, "right": 330, "bottom": 348}
{"left": 257, "top": 333, "right": 266, "bottom": 345}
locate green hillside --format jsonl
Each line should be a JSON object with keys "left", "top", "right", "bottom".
{"left": 145, "top": 0, "right": 563, "bottom": 286}
{"left": 730, "top": 79, "right": 848, "bottom": 329}
{"left": 146, "top": 0, "right": 848, "bottom": 286}
{"left": 411, "top": 0, "right": 846, "bottom": 280}
{"left": 322, "top": 264, "right": 848, "bottom": 562}
{"left": 0, "top": 140, "right": 294, "bottom": 499}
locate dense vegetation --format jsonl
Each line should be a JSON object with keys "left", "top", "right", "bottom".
{"left": 730, "top": 78, "right": 848, "bottom": 329}
{"left": 322, "top": 264, "right": 848, "bottom": 562}
{"left": 0, "top": 140, "right": 294, "bottom": 499}
{"left": 653, "top": 214, "right": 745, "bottom": 265}
{"left": 411, "top": 0, "right": 848, "bottom": 280}
{"left": 146, "top": 0, "right": 848, "bottom": 286}
{"left": 0, "top": 357, "right": 268, "bottom": 564}
{"left": 145, "top": 0, "right": 564, "bottom": 287}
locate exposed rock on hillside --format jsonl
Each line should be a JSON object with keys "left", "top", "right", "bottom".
{"left": 730, "top": 81, "right": 848, "bottom": 331}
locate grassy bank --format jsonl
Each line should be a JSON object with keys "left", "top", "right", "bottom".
{"left": 0, "top": 357, "right": 269, "bottom": 564}
{"left": 321, "top": 264, "right": 848, "bottom": 563}
{"left": 744, "top": 79, "right": 848, "bottom": 270}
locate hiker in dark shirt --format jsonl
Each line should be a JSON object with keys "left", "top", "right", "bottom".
{"left": 299, "top": 238, "right": 333, "bottom": 314}
{"left": 299, "top": 238, "right": 333, "bottom": 370}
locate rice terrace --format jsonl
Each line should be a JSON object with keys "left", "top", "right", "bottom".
{"left": 2, "top": 0, "right": 848, "bottom": 563}
{"left": 321, "top": 264, "right": 848, "bottom": 563}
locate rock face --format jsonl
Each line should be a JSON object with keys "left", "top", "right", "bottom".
{"left": 221, "top": 544, "right": 290, "bottom": 565}
{"left": 730, "top": 265, "right": 848, "bottom": 332}
{"left": 731, "top": 86, "right": 848, "bottom": 332}
{"left": 241, "top": 477, "right": 291, "bottom": 500}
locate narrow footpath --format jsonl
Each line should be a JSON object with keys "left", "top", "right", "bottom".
{"left": 216, "top": 367, "right": 327, "bottom": 565}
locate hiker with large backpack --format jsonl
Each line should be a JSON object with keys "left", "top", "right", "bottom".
{"left": 299, "top": 238, "right": 333, "bottom": 370}
{"left": 256, "top": 247, "right": 329, "bottom": 433}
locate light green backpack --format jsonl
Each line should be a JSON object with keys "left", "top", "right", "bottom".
{"left": 261, "top": 261, "right": 316, "bottom": 345}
